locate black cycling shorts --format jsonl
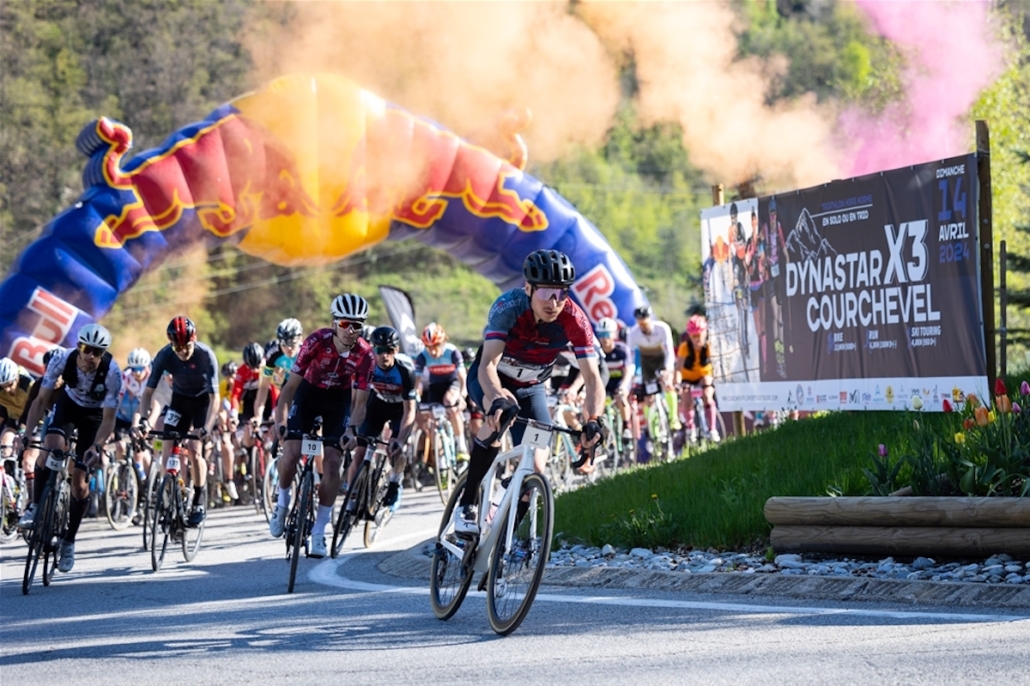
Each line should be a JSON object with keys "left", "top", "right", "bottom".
{"left": 425, "top": 379, "right": 461, "bottom": 406}
{"left": 358, "top": 395, "right": 404, "bottom": 443}
{"left": 47, "top": 389, "right": 103, "bottom": 461}
{"left": 161, "top": 393, "right": 210, "bottom": 432}
{"left": 286, "top": 379, "right": 350, "bottom": 446}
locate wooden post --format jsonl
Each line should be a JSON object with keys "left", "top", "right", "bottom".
{"left": 977, "top": 120, "right": 996, "bottom": 391}
{"left": 1001, "top": 240, "right": 1008, "bottom": 378}
{"left": 711, "top": 184, "right": 746, "bottom": 439}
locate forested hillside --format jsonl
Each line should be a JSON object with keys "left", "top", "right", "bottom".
{"left": 2, "top": 0, "right": 1026, "bottom": 363}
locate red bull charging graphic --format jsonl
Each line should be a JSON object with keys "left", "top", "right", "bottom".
{"left": 0, "top": 74, "right": 645, "bottom": 373}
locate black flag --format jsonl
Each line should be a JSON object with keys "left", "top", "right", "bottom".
{"left": 378, "top": 285, "right": 421, "bottom": 356}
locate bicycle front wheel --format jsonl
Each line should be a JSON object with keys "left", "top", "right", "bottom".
{"left": 182, "top": 483, "right": 205, "bottom": 562}
{"left": 433, "top": 429, "right": 455, "bottom": 506}
{"left": 331, "top": 462, "right": 367, "bottom": 558}
{"left": 287, "top": 472, "right": 313, "bottom": 593}
{"left": 486, "top": 472, "right": 554, "bottom": 636}
{"left": 105, "top": 461, "right": 140, "bottom": 531}
{"left": 42, "top": 485, "right": 70, "bottom": 587}
{"left": 261, "top": 455, "right": 279, "bottom": 523}
{"left": 22, "top": 483, "right": 56, "bottom": 595}
{"left": 0, "top": 478, "right": 21, "bottom": 544}
{"left": 150, "top": 476, "right": 174, "bottom": 572}
{"left": 430, "top": 473, "right": 474, "bottom": 620}
{"left": 363, "top": 455, "right": 393, "bottom": 548}
{"left": 141, "top": 462, "right": 160, "bottom": 550}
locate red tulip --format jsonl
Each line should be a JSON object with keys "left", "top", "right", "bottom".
{"left": 963, "top": 417, "right": 975, "bottom": 431}
{"left": 996, "top": 378, "right": 1008, "bottom": 396}
{"left": 942, "top": 398, "right": 953, "bottom": 413}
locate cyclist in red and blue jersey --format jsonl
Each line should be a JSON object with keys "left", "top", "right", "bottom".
{"left": 346, "top": 326, "right": 417, "bottom": 510}
{"left": 414, "top": 322, "right": 469, "bottom": 461}
{"left": 268, "top": 294, "right": 375, "bottom": 558}
{"left": 454, "top": 250, "right": 606, "bottom": 535}
{"left": 253, "top": 318, "right": 303, "bottom": 424}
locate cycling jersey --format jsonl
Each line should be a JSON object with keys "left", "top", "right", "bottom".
{"left": 483, "top": 288, "right": 596, "bottom": 387}
{"left": 603, "top": 341, "right": 631, "bottom": 395}
{"left": 370, "top": 357, "right": 417, "bottom": 404}
{"left": 0, "top": 371, "right": 33, "bottom": 424}
{"left": 116, "top": 367, "right": 151, "bottom": 422}
{"left": 626, "top": 321, "right": 675, "bottom": 371}
{"left": 263, "top": 341, "right": 296, "bottom": 388}
{"left": 677, "top": 337, "right": 713, "bottom": 383}
{"left": 231, "top": 365, "right": 261, "bottom": 410}
{"left": 291, "top": 328, "right": 375, "bottom": 391}
{"left": 42, "top": 348, "right": 122, "bottom": 410}
{"left": 148, "top": 342, "right": 219, "bottom": 397}
{"left": 414, "top": 343, "right": 463, "bottom": 385}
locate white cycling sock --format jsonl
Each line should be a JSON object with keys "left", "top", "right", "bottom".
{"left": 313, "top": 504, "right": 332, "bottom": 534}
{"left": 456, "top": 433, "right": 468, "bottom": 453}
{"left": 277, "top": 487, "right": 291, "bottom": 509}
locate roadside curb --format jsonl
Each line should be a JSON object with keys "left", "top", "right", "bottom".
{"left": 377, "top": 540, "right": 1030, "bottom": 610}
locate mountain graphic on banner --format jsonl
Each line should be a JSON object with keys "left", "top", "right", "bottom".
{"left": 786, "top": 207, "right": 837, "bottom": 263}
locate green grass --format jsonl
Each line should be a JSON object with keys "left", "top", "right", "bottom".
{"left": 553, "top": 410, "right": 952, "bottom": 551}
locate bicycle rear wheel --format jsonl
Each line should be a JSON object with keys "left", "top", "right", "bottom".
{"left": 331, "top": 461, "right": 367, "bottom": 558}
{"left": 363, "top": 454, "right": 393, "bottom": 548}
{"left": 105, "top": 461, "right": 139, "bottom": 531}
{"left": 141, "top": 462, "right": 160, "bottom": 550}
{"left": 0, "top": 478, "right": 22, "bottom": 544}
{"left": 433, "top": 428, "right": 456, "bottom": 506}
{"left": 182, "top": 482, "right": 205, "bottom": 562}
{"left": 22, "top": 482, "right": 55, "bottom": 595}
{"left": 486, "top": 472, "right": 553, "bottom": 635}
{"left": 287, "top": 472, "right": 313, "bottom": 593}
{"left": 150, "top": 476, "right": 174, "bottom": 572}
{"left": 261, "top": 454, "right": 279, "bottom": 523}
{"left": 430, "top": 473, "right": 474, "bottom": 620}
{"left": 43, "top": 485, "right": 69, "bottom": 587}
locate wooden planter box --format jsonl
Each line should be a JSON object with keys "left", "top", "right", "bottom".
{"left": 765, "top": 496, "right": 1030, "bottom": 558}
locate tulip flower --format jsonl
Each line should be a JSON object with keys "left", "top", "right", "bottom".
{"left": 878, "top": 444, "right": 888, "bottom": 458}
{"left": 942, "top": 398, "right": 954, "bottom": 413}
{"left": 966, "top": 393, "right": 980, "bottom": 409}
{"left": 1021, "top": 380, "right": 1030, "bottom": 397}
{"left": 963, "top": 417, "right": 975, "bottom": 431}
{"left": 954, "top": 432, "right": 966, "bottom": 444}
{"left": 975, "top": 406, "right": 990, "bottom": 427}
{"left": 1015, "top": 402, "right": 1022, "bottom": 415}
{"left": 989, "top": 410, "right": 997, "bottom": 423}
{"left": 996, "top": 378, "right": 1008, "bottom": 396}
{"left": 997, "top": 395, "right": 1012, "bottom": 414}
{"left": 911, "top": 396, "right": 924, "bottom": 410}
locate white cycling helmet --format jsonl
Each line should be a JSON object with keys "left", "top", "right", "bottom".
{"left": 596, "top": 317, "right": 618, "bottom": 335}
{"left": 277, "top": 317, "right": 303, "bottom": 342}
{"left": 127, "top": 347, "right": 151, "bottom": 369}
{"left": 330, "top": 293, "right": 369, "bottom": 322}
{"left": 77, "top": 323, "right": 112, "bottom": 350}
{"left": 0, "top": 357, "right": 19, "bottom": 385}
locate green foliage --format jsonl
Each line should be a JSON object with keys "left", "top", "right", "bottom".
{"left": 735, "top": 0, "right": 905, "bottom": 108}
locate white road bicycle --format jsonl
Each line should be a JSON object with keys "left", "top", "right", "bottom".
{"left": 430, "top": 412, "right": 583, "bottom": 636}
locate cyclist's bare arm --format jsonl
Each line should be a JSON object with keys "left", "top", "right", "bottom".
{"left": 21, "top": 385, "right": 54, "bottom": 445}
{"left": 397, "top": 398, "right": 417, "bottom": 446}
{"left": 253, "top": 374, "right": 273, "bottom": 424}
{"left": 347, "top": 388, "right": 370, "bottom": 438}
{"left": 203, "top": 392, "right": 219, "bottom": 434}
{"left": 275, "top": 373, "right": 303, "bottom": 431}
{"left": 477, "top": 340, "right": 516, "bottom": 434}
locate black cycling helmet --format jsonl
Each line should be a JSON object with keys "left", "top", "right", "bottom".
{"left": 523, "top": 249, "right": 575, "bottom": 286}
{"left": 43, "top": 347, "right": 60, "bottom": 368}
{"left": 634, "top": 305, "right": 653, "bottom": 319}
{"left": 242, "top": 341, "right": 264, "bottom": 369}
{"left": 221, "top": 360, "right": 238, "bottom": 378}
{"left": 370, "top": 326, "right": 400, "bottom": 350}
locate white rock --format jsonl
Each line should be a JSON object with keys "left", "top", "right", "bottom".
{"left": 601, "top": 544, "right": 616, "bottom": 557}
{"left": 630, "top": 547, "right": 652, "bottom": 559}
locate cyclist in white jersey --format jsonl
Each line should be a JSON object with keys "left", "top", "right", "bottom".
{"left": 625, "top": 305, "right": 681, "bottom": 433}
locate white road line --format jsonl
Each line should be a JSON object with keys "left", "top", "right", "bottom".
{"left": 314, "top": 531, "right": 1030, "bottom": 624}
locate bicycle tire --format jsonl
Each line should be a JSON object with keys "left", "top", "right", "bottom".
{"left": 430, "top": 473, "right": 474, "bottom": 620}
{"left": 0, "top": 476, "right": 20, "bottom": 544}
{"left": 182, "top": 482, "right": 205, "bottom": 562}
{"left": 287, "top": 472, "right": 313, "bottom": 593}
{"left": 105, "top": 461, "right": 139, "bottom": 531}
{"left": 44, "top": 484, "right": 70, "bottom": 587}
{"left": 433, "top": 427, "right": 454, "bottom": 506}
{"left": 261, "top": 454, "right": 278, "bottom": 523}
{"left": 544, "top": 434, "right": 571, "bottom": 494}
{"left": 150, "top": 475, "right": 174, "bottom": 572}
{"left": 363, "top": 453, "right": 393, "bottom": 548}
{"left": 486, "top": 472, "right": 553, "bottom": 636}
{"left": 141, "top": 461, "right": 160, "bottom": 550}
{"left": 22, "top": 481, "right": 55, "bottom": 595}
{"left": 331, "top": 461, "right": 367, "bottom": 558}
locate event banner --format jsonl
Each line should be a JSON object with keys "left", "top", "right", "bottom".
{"left": 699, "top": 154, "right": 987, "bottom": 412}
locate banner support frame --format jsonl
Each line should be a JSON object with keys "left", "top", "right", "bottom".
{"left": 976, "top": 119, "right": 997, "bottom": 394}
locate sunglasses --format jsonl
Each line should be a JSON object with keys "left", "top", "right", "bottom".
{"left": 129, "top": 366, "right": 147, "bottom": 373}
{"left": 78, "top": 344, "right": 104, "bottom": 358}
{"left": 532, "top": 287, "right": 570, "bottom": 303}
{"left": 172, "top": 343, "right": 193, "bottom": 354}
{"left": 335, "top": 320, "right": 364, "bottom": 332}
{"left": 279, "top": 337, "right": 301, "bottom": 347}
{"left": 374, "top": 346, "right": 397, "bottom": 355}
{"left": 596, "top": 332, "right": 612, "bottom": 339}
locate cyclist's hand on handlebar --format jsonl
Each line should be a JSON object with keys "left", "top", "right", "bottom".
{"left": 485, "top": 393, "right": 517, "bottom": 432}
{"left": 84, "top": 443, "right": 105, "bottom": 469}
{"left": 581, "top": 416, "right": 607, "bottom": 450}
{"left": 339, "top": 427, "right": 358, "bottom": 452}
{"left": 389, "top": 438, "right": 403, "bottom": 456}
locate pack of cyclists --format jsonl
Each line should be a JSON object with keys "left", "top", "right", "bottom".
{"left": 4, "top": 248, "right": 728, "bottom": 581}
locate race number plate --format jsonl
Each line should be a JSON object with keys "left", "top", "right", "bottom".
{"left": 45, "top": 453, "right": 65, "bottom": 471}
{"left": 524, "top": 425, "right": 552, "bottom": 450}
{"left": 164, "top": 409, "right": 182, "bottom": 427}
{"left": 165, "top": 456, "right": 181, "bottom": 472}
{"left": 770, "top": 263, "right": 780, "bottom": 278}
{"left": 431, "top": 405, "right": 446, "bottom": 419}
{"left": 645, "top": 381, "right": 659, "bottom": 395}
{"left": 302, "top": 439, "right": 324, "bottom": 458}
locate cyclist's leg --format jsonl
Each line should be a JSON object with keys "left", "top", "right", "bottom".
{"left": 702, "top": 375, "right": 719, "bottom": 440}
{"left": 458, "top": 361, "right": 505, "bottom": 511}
{"left": 442, "top": 382, "right": 468, "bottom": 458}
{"left": 61, "top": 402, "right": 103, "bottom": 561}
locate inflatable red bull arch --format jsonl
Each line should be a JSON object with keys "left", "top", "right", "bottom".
{"left": 0, "top": 74, "right": 645, "bottom": 375}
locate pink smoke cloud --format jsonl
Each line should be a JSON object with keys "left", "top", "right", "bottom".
{"left": 840, "top": 0, "right": 1004, "bottom": 177}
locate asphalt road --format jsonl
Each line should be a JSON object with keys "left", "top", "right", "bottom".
{"left": 3, "top": 489, "right": 1030, "bottom": 685}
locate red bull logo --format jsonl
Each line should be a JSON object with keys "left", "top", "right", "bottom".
{"left": 572, "top": 264, "right": 618, "bottom": 322}
{"left": 333, "top": 108, "right": 548, "bottom": 232}
{"left": 8, "top": 288, "right": 80, "bottom": 375}
{"left": 92, "top": 115, "right": 318, "bottom": 249}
